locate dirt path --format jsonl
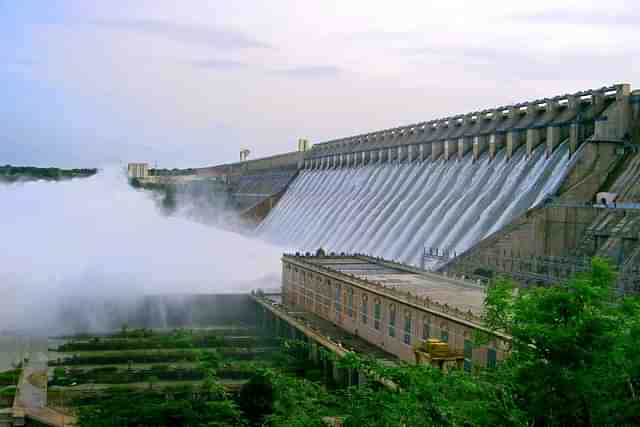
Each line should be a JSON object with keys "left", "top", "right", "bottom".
{"left": 14, "top": 350, "right": 77, "bottom": 426}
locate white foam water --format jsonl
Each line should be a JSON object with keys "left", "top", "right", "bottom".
{"left": 257, "top": 143, "right": 571, "bottom": 267}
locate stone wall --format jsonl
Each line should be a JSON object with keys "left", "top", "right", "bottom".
{"left": 229, "top": 170, "right": 298, "bottom": 212}
{"left": 194, "top": 151, "right": 303, "bottom": 178}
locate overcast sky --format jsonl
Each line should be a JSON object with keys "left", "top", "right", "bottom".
{"left": 1, "top": 0, "right": 638, "bottom": 168}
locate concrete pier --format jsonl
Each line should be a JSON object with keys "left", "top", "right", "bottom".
{"left": 546, "top": 126, "right": 562, "bottom": 157}
{"left": 432, "top": 141, "right": 444, "bottom": 161}
{"left": 473, "top": 136, "right": 489, "bottom": 161}
{"left": 526, "top": 128, "right": 543, "bottom": 156}
{"left": 570, "top": 123, "right": 580, "bottom": 155}
{"left": 507, "top": 130, "right": 524, "bottom": 159}
{"left": 458, "top": 137, "right": 473, "bottom": 160}
{"left": 444, "top": 140, "right": 457, "bottom": 160}
{"left": 490, "top": 133, "right": 505, "bottom": 160}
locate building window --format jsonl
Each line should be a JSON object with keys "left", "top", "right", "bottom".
{"left": 346, "top": 288, "right": 354, "bottom": 318}
{"left": 324, "top": 280, "right": 331, "bottom": 315}
{"left": 403, "top": 310, "right": 412, "bottom": 345}
{"left": 422, "top": 316, "right": 430, "bottom": 340}
{"left": 441, "top": 330, "right": 449, "bottom": 343}
{"left": 388, "top": 304, "right": 396, "bottom": 337}
{"left": 487, "top": 348, "right": 497, "bottom": 369}
{"left": 334, "top": 284, "right": 342, "bottom": 313}
{"left": 361, "top": 295, "right": 368, "bottom": 324}
{"left": 374, "top": 299, "right": 381, "bottom": 330}
{"left": 464, "top": 340, "right": 473, "bottom": 373}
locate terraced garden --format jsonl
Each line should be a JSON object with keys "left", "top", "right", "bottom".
{"left": 50, "top": 329, "right": 269, "bottom": 390}
{"left": 44, "top": 324, "right": 332, "bottom": 426}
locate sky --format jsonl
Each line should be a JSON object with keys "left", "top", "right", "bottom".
{"left": 1, "top": 0, "right": 638, "bottom": 168}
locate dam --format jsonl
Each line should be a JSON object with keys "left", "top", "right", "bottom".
{"left": 257, "top": 142, "right": 571, "bottom": 267}
{"left": 134, "top": 82, "right": 639, "bottom": 284}
{"left": 254, "top": 83, "right": 636, "bottom": 268}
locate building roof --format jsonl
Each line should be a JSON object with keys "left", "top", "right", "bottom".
{"left": 286, "top": 255, "right": 486, "bottom": 316}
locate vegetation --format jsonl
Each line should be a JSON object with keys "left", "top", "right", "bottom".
{"left": 50, "top": 363, "right": 270, "bottom": 386}
{"left": 0, "top": 165, "right": 96, "bottom": 182}
{"left": 0, "top": 386, "right": 16, "bottom": 409}
{"left": 0, "top": 369, "right": 21, "bottom": 386}
{"left": 49, "top": 348, "right": 275, "bottom": 366}
{"left": 149, "top": 168, "right": 197, "bottom": 176}
{"left": 483, "top": 258, "right": 640, "bottom": 426}
{"left": 76, "top": 387, "right": 247, "bottom": 427}
{"left": 129, "top": 178, "right": 177, "bottom": 212}
{"left": 66, "top": 259, "right": 640, "bottom": 426}
{"left": 56, "top": 334, "right": 277, "bottom": 352}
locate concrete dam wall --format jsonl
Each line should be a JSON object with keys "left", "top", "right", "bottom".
{"left": 55, "top": 294, "right": 257, "bottom": 334}
{"left": 256, "top": 84, "right": 634, "bottom": 267}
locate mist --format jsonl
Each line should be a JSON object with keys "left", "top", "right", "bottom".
{"left": 0, "top": 167, "right": 282, "bottom": 335}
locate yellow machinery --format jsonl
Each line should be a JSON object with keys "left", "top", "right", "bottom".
{"left": 414, "top": 338, "right": 463, "bottom": 370}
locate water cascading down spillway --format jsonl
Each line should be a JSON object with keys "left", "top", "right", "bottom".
{"left": 257, "top": 143, "right": 571, "bottom": 268}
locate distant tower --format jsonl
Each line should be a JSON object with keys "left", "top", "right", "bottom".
{"left": 297, "top": 138, "right": 311, "bottom": 152}
{"left": 240, "top": 149, "right": 251, "bottom": 162}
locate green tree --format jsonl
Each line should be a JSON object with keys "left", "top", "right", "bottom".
{"left": 238, "top": 369, "right": 275, "bottom": 425}
{"left": 484, "top": 258, "right": 640, "bottom": 426}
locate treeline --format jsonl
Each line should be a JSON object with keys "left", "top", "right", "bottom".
{"left": 149, "top": 168, "right": 197, "bottom": 176}
{"left": 0, "top": 165, "right": 97, "bottom": 182}
{"left": 57, "top": 336, "right": 278, "bottom": 352}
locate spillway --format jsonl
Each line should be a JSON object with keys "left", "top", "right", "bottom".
{"left": 257, "top": 143, "right": 571, "bottom": 268}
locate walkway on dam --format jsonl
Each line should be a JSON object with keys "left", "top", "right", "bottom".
{"left": 548, "top": 200, "right": 640, "bottom": 210}
{"left": 13, "top": 349, "right": 76, "bottom": 426}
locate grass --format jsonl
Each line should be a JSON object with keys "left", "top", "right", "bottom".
{"left": 0, "top": 369, "right": 21, "bottom": 386}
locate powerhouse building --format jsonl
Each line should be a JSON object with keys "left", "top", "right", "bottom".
{"left": 281, "top": 253, "right": 510, "bottom": 370}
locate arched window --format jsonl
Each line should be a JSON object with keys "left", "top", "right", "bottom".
{"left": 422, "top": 315, "right": 430, "bottom": 340}
{"left": 464, "top": 339, "right": 473, "bottom": 373}
{"left": 334, "top": 284, "right": 342, "bottom": 312}
{"left": 487, "top": 347, "right": 497, "bottom": 369}
{"left": 440, "top": 322, "right": 449, "bottom": 343}
{"left": 388, "top": 304, "right": 396, "bottom": 337}
{"left": 403, "top": 310, "right": 412, "bottom": 345}
{"left": 373, "top": 298, "right": 382, "bottom": 331}
{"left": 324, "top": 280, "right": 332, "bottom": 314}
{"left": 361, "top": 295, "right": 368, "bottom": 324}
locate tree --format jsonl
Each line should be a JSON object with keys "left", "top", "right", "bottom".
{"left": 484, "top": 258, "right": 640, "bottom": 426}
{"left": 238, "top": 370, "right": 275, "bottom": 425}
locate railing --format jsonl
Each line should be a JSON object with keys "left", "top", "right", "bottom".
{"left": 308, "top": 84, "right": 627, "bottom": 157}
